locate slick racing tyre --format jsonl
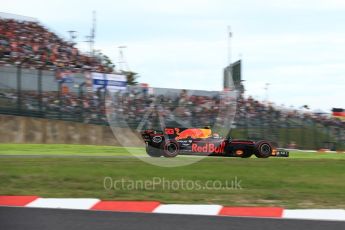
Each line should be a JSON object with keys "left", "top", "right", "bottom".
{"left": 162, "top": 141, "right": 179, "bottom": 158}
{"left": 146, "top": 145, "right": 162, "bottom": 157}
{"left": 254, "top": 141, "right": 272, "bottom": 158}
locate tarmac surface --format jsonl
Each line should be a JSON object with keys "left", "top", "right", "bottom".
{"left": 1, "top": 206, "right": 344, "bottom": 230}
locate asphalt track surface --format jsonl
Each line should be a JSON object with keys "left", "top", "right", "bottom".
{"left": 1, "top": 207, "right": 344, "bottom": 230}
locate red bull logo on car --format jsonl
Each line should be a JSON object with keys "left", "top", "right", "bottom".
{"left": 174, "top": 128, "right": 211, "bottom": 140}
{"left": 191, "top": 142, "right": 225, "bottom": 153}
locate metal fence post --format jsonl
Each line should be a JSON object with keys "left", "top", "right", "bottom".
{"left": 58, "top": 81, "right": 62, "bottom": 120}
{"left": 38, "top": 68, "right": 42, "bottom": 113}
{"left": 260, "top": 116, "right": 264, "bottom": 139}
{"left": 96, "top": 86, "right": 106, "bottom": 124}
{"left": 300, "top": 120, "right": 305, "bottom": 149}
{"left": 78, "top": 82, "right": 86, "bottom": 122}
{"left": 284, "top": 119, "right": 289, "bottom": 147}
{"left": 16, "top": 65, "right": 22, "bottom": 111}
{"left": 327, "top": 125, "right": 331, "bottom": 143}
{"left": 337, "top": 127, "right": 344, "bottom": 151}
{"left": 275, "top": 120, "right": 280, "bottom": 146}
{"left": 313, "top": 122, "right": 318, "bottom": 149}
{"left": 245, "top": 114, "right": 249, "bottom": 139}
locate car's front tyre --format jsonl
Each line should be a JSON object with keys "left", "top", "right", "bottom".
{"left": 146, "top": 145, "right": 162, "bottom": 157}
{"left": 162, "top": 141, "right": 179, "bottom": 158}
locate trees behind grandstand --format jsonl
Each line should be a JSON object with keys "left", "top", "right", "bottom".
{"left": 122, "top": 71, "right": 138, "bottom": 85}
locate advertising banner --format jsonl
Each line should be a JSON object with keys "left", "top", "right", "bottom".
{"left": 106, "top": 74, "right": 127, "bottom": 92}
{"left": 92, "top": 72, "right": 106, "bottom": 91}
{"left": 92, "top": 73, "right": 127, "bottom": 92}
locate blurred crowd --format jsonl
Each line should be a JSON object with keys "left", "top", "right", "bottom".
{"left": 1, "top": 86, "right": 344, "bottom": 148}
{"left": 108, "top": 89, "right": 345, "bottom": 148}
{"left": 109, "top": 89, "right": 231, "bottom": 128}
{"left": 0, "top": 90, "right": 107, "bottom": 124}
{"left": 2, "top": 88, "right": 344, "bottom": 129}
{"left": 235, "top": 96, "right": 344, "bottom": 128}
{"left": 0, "top": 18, "right": 113, "bottom": 73}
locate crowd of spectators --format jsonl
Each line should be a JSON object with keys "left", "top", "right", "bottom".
{"left": 0, "top": 18, "right": 113, "bottom": 73}
{"left": 1, "top": 87, "right": 344, "bottom": 130}
{"left": 235, "top": 96, "right": 344, "bottom": 128}
{"left": 1, "top": 86, "right": 344, "bottom": 148}
{"left": 0, "top": 90, "right": 107, "bottom": 124}
{"left": 108, "top": 89, "right": 233, "bottom": 129}
{"left": 235, "top": 95, "right": 345, "bottom": 147}
{"left": 106, "top": 88, "right": 343, "bottom": 134}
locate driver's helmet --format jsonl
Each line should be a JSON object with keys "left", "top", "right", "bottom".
{"left": 212, "top": 133, "right": 220, "bottom": 138}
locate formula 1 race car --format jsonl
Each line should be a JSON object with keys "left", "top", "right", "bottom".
{"left": 141, "top": 127, "right": 289, "bottom": 158}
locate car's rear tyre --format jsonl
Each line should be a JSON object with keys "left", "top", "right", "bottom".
{"left": 146, "top": 145, "right": 162, "bottom": 157}
{"left": 162, "top": 141, "right": 179, "bottom": 158}
{"left": 254, "top": 141, "right": 272, "bottom": 158}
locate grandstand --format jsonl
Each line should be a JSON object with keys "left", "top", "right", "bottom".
{"left": 0, "top": 13, "right": 344, "bottom": 151}
{"left": 0, "top": 13, "right": 113, "bottom": 72}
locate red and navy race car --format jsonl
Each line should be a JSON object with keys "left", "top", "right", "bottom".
{"left": 141, "top": 127, "right": 289, "bottom": 158}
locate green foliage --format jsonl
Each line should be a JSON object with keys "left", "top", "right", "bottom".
{"left": 122, "top": 71, "right": 138, "bottom": 85}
